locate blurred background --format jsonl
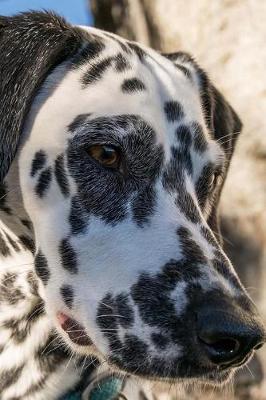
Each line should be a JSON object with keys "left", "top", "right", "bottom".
{"left": 1, "top": 1, "right": 265, "bottom": 399}
{"left": 0, "top": 0, "right": 92, "bottom": 25}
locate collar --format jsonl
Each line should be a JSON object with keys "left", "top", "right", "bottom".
{"left": 61, "top": 373, "right": 125, "bottom": 400}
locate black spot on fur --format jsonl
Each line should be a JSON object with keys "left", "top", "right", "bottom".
{"left": 196, "top": 163, "right": 215, "bottom": 209}
{"left": 114, "top": 52, "right": 131, "bottom": 72}
{"left": 82, "top": 57, "right": 113, "bottom": 85}
{"left": 175, "top": 192, "right": 201, "bottom": 224}
{"left": 19, "top": 235, "right": 35, "bottom": 253}
{"left": 162, "top": 146, "right": 192, "bottom": 193}
{"left": 162, "top": 53, "right": 193, "bottom": 79}
{"left": 131, "top": 275, "right": 173, "bottom": 328}
{"left": 0, "top": 231, "right": 11, "bottom": 257}
{"left": 71, "top": 39, "right": 105, "bottom": 67}
{"left": 115, "top": 293, "right": 134, "bottom": 329}
{"left": 195, "top": 68, "right": 215, "bottom": 133}
{"left": 69, "top": 196, "right": 88, "bottom": 235}
{"left": 31, "top": 150, "right": 47, "bottom": 177}
{"left": 60, "top": 284, "right": 74, "bottom": 309}
{"left": 122, "top": 334, "right": 148, "bottom": 365}
{"left": 127, "top": 42, "right": 146, "bottom": 61}
{"left": 0, "top": 365, "right": 24, "bottom": 392}
{"left": 27, "top": 271, "right": 39, "bottom": 296}
{"left": 174, "top": 146, "right": 193, "bottom": 176}
{"left": 21, "top": 218, "right": 33, "bottom": 231}
{"left": 175, "top": 64, "right": 192, "bottom": 79}
{"left": 68, "top": 113, "right": 90, "bottom": 133}
{"left": 151, "top": 333, "right": 169, "bottom": 350}
{"left": 121, "top": 78, "right": 146, "bottom": 93}
{"left": 34, "top": 250, "right": 50, "bottom": 285}
{"left": 131, "top": 259, "right": 201, "bottom": 331}
{"left": 6, "top": 233, "right": 20, "bottom": 252}
{"left": 54, "top": 154, "right": 70, "bottom": 197}
{"left": 192, "top": 122, "right": 208, "bottom": 153}
{"left": 35, "top": 167, "right": 52, "bottom": 197}
{"left": 4, "top": 300, "right": 44, "bottom": 343}
{"left": 212, "top": 250, "right": 241, "bottom": 289}
{"left": 132, "top": 186, "right": 156, "bottom": 227}
{"left": 59, "top": 238, "right": 78, "bottom": 274}
{"left": 97, "top": 292, "right": 134, "bottom": 334}
{"left": 0, "top": 182, "right": 12, "bottom": 214}
{"left": 162, "top": 152, "right": 184, "bottom": 193}
{"left": 164, "top": 101, "right": 184, "bottom": 122}
{"left": 97, "top": 293, "right": 123, "bottom": 354}
{"left": 201, "top": 226, "right": 218, "bottom": 248}
{"left": 105, "top": 33, "right": 131, "bottom": 54}
{"left": 0, "top": 272, "right": 25, "bottom": 305}
{"left": 176, "top": 125, "right": 192, "bottom": 149}
{"left": 177, "top": 226, "right": 207, "bottom": 265}
{"left": 110, "top": 335, "right": 150, "bottom": 375}
{"left": 35, "top": 332, "right": 69, "bottom": 377}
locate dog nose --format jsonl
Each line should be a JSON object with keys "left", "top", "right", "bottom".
{"left": 197, "top": 308, "right": 265, "bottom": 368}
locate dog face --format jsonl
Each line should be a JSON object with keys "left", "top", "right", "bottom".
{"left": 1, "top": 12, "right": 265, "bottom": 385}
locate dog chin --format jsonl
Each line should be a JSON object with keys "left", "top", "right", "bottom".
{"left": 105, "top": 356, "right": 234, "bottom": 387}
{"left": 198, "top": 369, "right": 233, "bottom": 386}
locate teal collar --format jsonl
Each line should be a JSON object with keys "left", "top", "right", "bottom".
{"left": 61, "top": 374, "right": 125, "bottom": 400}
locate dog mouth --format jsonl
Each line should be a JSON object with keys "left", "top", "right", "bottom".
{"left": 56, "top": 312, "right": 236, "bottom": 385}
{"left": 57, "top": 312, "right": 93, "bottom": 346}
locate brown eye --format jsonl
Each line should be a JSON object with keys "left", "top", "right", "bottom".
{"left": 87, "top": 145, "right": 120, "bottom": 169}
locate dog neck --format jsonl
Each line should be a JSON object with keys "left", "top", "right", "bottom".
{"left": 0, "top": 160, "right": 85, "bottom": 398}
{"left": 0, "top": 159, "right": 34, "bottom": 249}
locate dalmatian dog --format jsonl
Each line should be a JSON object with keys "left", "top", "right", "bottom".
{"left": 0, "top": 11, "right": 265, "bottom": 400}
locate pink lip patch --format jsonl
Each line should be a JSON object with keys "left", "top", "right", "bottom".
{"left": 57, "top": 312, "right": 93, "bottom": 346}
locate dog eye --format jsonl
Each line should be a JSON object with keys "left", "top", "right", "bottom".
{"left": 87, "top": 145, "right": 121, "bottom": 169}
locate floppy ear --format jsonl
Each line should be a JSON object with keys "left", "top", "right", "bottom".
{"left": 204, "top": 82, "right": 242, "bottom": 157}
{"left": 0, "top": 11, "right": 83, "bottom": 182}
{"left": 201, "top": 76, "right": 242, "bottom": 234}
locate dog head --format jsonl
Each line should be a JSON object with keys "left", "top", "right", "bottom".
{"left": 0, "top": 11, "right": 265, "bottom": 384}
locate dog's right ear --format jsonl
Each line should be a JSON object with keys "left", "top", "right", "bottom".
{"left": 0, "top": 11, "right": 84, "bottom": 182}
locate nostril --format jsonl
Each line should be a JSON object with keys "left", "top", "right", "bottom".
{"left": 254, "top": 342, "right": 264, "bottom": 350}
{"left": 200, "top": 336, "right": 240, "bottom": 359}
{"left": 197, "top": 309, "right": 266, "bottom": 368}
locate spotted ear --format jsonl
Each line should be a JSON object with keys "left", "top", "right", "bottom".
{"left": 0, "top": 11, "right": 83, "bottom": 182}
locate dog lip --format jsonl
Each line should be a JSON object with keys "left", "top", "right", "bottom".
{"left": 56, "top": 311, "right": 93, "bottom": 346}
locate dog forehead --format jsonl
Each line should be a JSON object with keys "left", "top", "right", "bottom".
{"left": 24, "top": 29, "right": 206, "bottom": 153}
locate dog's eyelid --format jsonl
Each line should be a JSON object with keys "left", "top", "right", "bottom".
{"left": 80, "top": 133, "right": 123, "bottom": 148}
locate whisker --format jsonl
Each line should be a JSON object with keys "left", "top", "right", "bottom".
{"left": 96, "top": 314, "right": 125, "bottom": 319}
{"left": 217, "top": 131, "right": 241, "bottom": 143}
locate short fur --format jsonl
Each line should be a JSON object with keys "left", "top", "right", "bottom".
{"left": 0, "top": 11, "right": 264, "bottom": 400}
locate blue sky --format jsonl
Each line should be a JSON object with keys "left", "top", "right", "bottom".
{"left": 0, "top": 0, "right": 93, "bottom": 25}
